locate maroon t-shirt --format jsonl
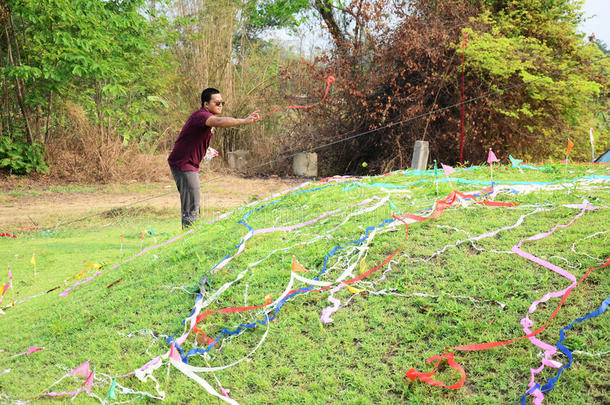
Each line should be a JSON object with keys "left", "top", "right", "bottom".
{"left": 168, "top": 109, "right": 214, "bottom": 171}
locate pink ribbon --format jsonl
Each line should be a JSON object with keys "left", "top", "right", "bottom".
{"left": 511, "top": 201, "right": 595, "bottom": 404}
{"left": 25, "top": 346, "right": 43, "bottom": 355}
{"left": 320, "top": 283, "right": 348, "bottom": 323}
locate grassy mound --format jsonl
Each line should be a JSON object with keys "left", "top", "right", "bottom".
{"left": 1, "top": 162, "right": 609, "bottom": 404}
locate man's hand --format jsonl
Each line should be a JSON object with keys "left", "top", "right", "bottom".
{"left": 244, "top": 110, "right": 260, "bottom": 124}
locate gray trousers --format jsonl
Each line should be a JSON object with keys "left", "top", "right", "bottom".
{"left": 170, "top": 167, "right": 200, "bottom": 229}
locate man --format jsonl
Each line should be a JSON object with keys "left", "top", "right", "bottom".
{"left": 168, "top": 88, "right": 260, "bottom": 229}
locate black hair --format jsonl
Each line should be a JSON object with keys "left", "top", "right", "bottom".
{"left": 201, "top": 88, "right": 220, "bottom": 108}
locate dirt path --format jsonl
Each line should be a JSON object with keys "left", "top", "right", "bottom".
{"left": 0, "top": 174, "right": 305, "bottom": 228}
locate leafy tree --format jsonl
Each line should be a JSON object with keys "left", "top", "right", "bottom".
{"left": 460, "top": 0, "right": 609, "bottom": 161}
{"left": 0, "top": 0, "right": 172, "bottom": 174}
{"left": 286, "top": 0, "right": 609, "bottom": 173}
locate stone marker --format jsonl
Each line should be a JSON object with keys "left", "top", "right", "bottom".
{"left": 227, "top": 150, "right": 249, "bottom": 170}
{"left": 293, "top": 152, "right": 318, "bottom": 177}
{"left": 411, "top": 140, "right": 429, "bottom": 171}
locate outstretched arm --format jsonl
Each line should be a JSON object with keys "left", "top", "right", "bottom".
{"left": 205, "top": 111, "right": 260, "bottom": 128}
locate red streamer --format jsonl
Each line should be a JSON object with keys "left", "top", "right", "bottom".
{"left": 260, "top": 76, "right": 335, "bottom": 119}
{"left": 191, "top": 190, "right": 515, "bottom": 343}
{"left": 405, "top": 258, "right": 610, "bottom": 389}
{"left": 400, "top": 190, "right": 515, "bottom": 222}
{"left": 192, "top": 213, "right": 410, "bottom": 341}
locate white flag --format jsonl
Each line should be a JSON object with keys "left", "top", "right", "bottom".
{"left": 590, "top": 128, "right": 595, "bottom": 160}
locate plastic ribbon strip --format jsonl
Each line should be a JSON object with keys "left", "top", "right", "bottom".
{"left": 169, "top": 344, "right": 239, "bottom": 405}
{"left": 252, "top": 196, "right": 384, "bottom": 235}
{"left": 260, "top": 76, "right": 335, "bottom": 119}
{"left": 9, "top": 168, "right": 609, "bottom": 403}
{"left": 571, "top": 230, "right": 608, "bottom": 264}
{"left": 405, "top": 258, "right": 610, "bottom": 389}
{"left": 521, "top": 296, "right": 610, "bottom": 404}
{"left": 512, "top": 202, "right": 594, "bottom": 404}
{"left": 172, "top": 213, "right": 411, "bottom": 363}
{"left": 399, "top": 190, "right": 516, "bottom": 222}
{"left": 320, "top": 229, "right": 376, "bottom": 323}
{"left": 319, "top": 189, "right": 516, "bottom": 323}
{"left": 168, "top": 185, "right": 384, "bottom": 360}
{"left": 572, "top": 349, "right": 610, "bottom": 357}
{"left": 398, "top": 207, "right": 544, "bottom": 264}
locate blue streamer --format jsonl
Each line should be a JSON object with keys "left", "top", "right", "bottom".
{"left": 168, "top": 179, "right": 396, "bottom": 362}
{"left": 521, "top": 296, "right": 610, "bottom": 403}
{"left": 175, "top": 215, "right": 397, "bottom": 361}
{"left": 344, "top": 176, "right": 610, "bottom": 191}
{"left": 169, "top": 171, "right": 610, "bottom": 364}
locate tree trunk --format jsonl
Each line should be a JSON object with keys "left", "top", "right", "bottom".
{"left": 94, "top": 83, "right": 105, "bottom": 140}
{"left": 313, "top": 0, "right": 348, "bottom": 54}
{"left": 3, "top": 10, "right": 34, "bottom": 145}
{"left": 44, "top": 92, "right": 53, "bottom": 143}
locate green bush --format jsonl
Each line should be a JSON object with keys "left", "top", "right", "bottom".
{"left": 0, "top": 137, "right": 49, "bottom": 174}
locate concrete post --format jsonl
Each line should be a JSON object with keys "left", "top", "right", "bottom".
{"left": 293, "top": 152, "right": 318, "bottom": 177}
{"left": 227, "top": 150, "right": 249, "bottom": 170}
{"left": 411, "top": 140, "right": 429, "bottom": 171}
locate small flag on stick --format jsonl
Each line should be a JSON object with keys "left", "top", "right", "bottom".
{"left": 441, "top": 163, "right": 455, "bottom": 177}
{"left": 433, "top": 160, "right": 439, "bottom": 197}
{"left": 292, "top": 256, "right": 307, "bottom": 272}
{"left": 25, "top": 346, "right": 43, "bottom": 355}
{"left": 359, "top": 257, "right": 367, "bottom": 275}
{"left": 31, "top": 254, "right": 36, "bottom": 278}
{"left": 487, "top": 148, "right": 499, "bottom": 164}
{"left": 105, "top": 378, "right": 117, "bottom": 400}
{"left": 589, "top": 128, "right": 595, "bottom": 161}
{"left": 441, "top": 163, "right": 455, "bottom": 190}
{"left": 488, "top": 148, "right": 499, "bottom": 182}
{"left": 565, "top": 139, "right": 574, "bottom": 174}
{"left": 70, "top": 361, "right": 91, "bottom": 377}
{"left": 1, "top": 282, "right": 9, "bottom": 304}
{"left": 566, "top": 139, "right": 575, "bottom": 156}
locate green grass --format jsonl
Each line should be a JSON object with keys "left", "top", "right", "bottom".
{"left": 4, "top": 184, "right": 98, "bottom": 197}
{"left": 1, "top": 163, "right": 609, "bottom": 404}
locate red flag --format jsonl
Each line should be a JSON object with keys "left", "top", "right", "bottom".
{"left": 83, "top": 371, "right": 94, "bottom": 394}
{"left": 566, "top": 139, "right": 574, "bottom": 156}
